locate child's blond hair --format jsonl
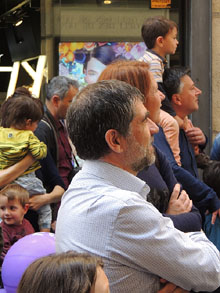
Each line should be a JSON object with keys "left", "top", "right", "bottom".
{"left": 0, "top": 183, "right": 29, "bottom": 207}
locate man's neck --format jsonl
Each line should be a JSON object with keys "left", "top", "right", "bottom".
{"left": 45, "top": 101, "right": 58, "bottom": 121}
{"left": 101, "top": 154, "right": 137, "bottom": 176}
{"left": 172, "top": 104, "right": 187, "bottom": 120}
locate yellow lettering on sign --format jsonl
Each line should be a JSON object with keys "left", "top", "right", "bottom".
{"left": 151, "top": 0, "right": 171, "bottom": 9}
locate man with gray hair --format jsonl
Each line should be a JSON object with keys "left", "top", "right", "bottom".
{"left": 35, "top": 76, "right": 79, "bottom": 190}
{"left": 31, "top": 76, "right": 79, "bottom": 229}
{"left": 56, "top": 79, "right": 220, "bottom": 293}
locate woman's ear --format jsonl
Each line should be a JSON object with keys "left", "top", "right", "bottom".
{"left": 105, "top": 129, "right": 124, "bottom": 153}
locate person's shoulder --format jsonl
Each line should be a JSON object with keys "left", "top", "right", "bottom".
{"left": 67, "top": 175, "right": 145, "bottom": 208}
{"left": 22, "top": 218, "right": 35, "bottom": 232}
{"left": 139, "top": 50, "right": 161, "bottom": 63}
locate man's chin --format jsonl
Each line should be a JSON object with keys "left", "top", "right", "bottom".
{"left": 132, "top": 154, "right": 155, "bottom": 173}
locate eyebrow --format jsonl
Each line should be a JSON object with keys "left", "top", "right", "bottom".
{"left": 141, "top": 111, "right": 150, "bottom": 122}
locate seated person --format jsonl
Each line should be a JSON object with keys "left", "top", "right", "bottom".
{"left": 0, "top": 184, "right": 34, "bottom": 264}
{"left": 0, "top": 95, "right": 51, "bottom": 232}
{"left": 17, "top": 251, "right": 110, "bottom": 293}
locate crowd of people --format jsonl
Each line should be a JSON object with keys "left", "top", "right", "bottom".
{"left": 0, "top": 15, "right": 220, "bottom": 293}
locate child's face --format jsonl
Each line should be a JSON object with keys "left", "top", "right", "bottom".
{"left": 162, "top": 27, "right": 178, "bottom": 56}
{"left": 0, "top": 196, "right": 28, "bottom": 226}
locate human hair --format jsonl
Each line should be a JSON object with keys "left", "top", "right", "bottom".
{"left": 0, "top": 183, "right": 29, "bottom": 207}
{"left": 0, "top": 95, "right": 43, "bottom": 128}
{"left": 98, "top": 60, "right": 151, "bottom": 101}
{"left": 141, "top": 16, "right": 177, "bottom": 49}
{"left": 46, "top": 76, "right": 79, "bottom": 101}
{"left": 17, "top": 251, "right": 104, "bottom": 293}
{"left": 163, "top": 66, "right": 191, "bottom": 100}
{"left": 66, "top": 79, "right": 144, "bottom": 160}
{"left": 203, "top": 161, "right": 220, "bottom": 198}
{"left": 84, "top": 45, "right": 116, "bottom": 69}
{"left": 11, "top": 86, "right": 32, "bottom": 98}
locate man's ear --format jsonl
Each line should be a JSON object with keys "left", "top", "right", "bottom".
{"left": 105, "top": 129, "right": 124, "bottom": 153}
{"left": 51, "top": 95, "right": 60, "bottom": 107}
{"left": 155, "top": 36, "right": 164, "bottom": 48}
{"left": 172, "top": 93, "right": 182, "bottom": 106}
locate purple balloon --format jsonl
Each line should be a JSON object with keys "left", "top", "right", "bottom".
{"left": 2, "top": 232, "right": 55, "bottom": 293}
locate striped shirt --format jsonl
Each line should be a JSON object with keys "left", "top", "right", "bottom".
{"left": 139, "top": 50, "right": 167, "bottom": 83}
{"left": 0, "top": 127, "right": 47, "bottom": 174}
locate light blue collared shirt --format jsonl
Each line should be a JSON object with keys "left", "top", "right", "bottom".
{"left": 56, "top": 160, "right": 220, "bottom": 293}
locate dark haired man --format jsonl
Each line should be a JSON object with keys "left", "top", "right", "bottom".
{"left": 56, "top": 79, "right": 220, "bottom": 293}
{"left": 154, "top": 67, "right": 220, "bottom": 224}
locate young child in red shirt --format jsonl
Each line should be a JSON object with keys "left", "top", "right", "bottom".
{"left": 0, "top": 183, "right": 34, "bottom": 264}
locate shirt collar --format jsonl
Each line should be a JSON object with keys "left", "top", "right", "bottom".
{"left": 147, "top": 49, "right": 167, "bottom": 65}
{"left": 82, "top": 160, "right": 150, "bottom": 200}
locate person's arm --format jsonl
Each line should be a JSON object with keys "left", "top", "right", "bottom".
{"left": 29, "top": 185, "right": 65, "bottom": 210}
{"left": 163, "top": 184, "right": 202, "bottom": 232}
{"left": 158, "top": 279, "right": 189, "bottom": 293}
{"left": 30, "top": 151, "right": 66, "bottom": 210}
{"left": 28, "top": 132, "right": 47, "bottom": 160}
{"left": 160, "top": 110, "right": 181, "bottom": 166}
{"left": 0, "top": 154, "right": 35, "bottom": 187}
{"left": 154, "top": 127, "right": 220, "bottom": 217}
{"left": 114, "top": 201, "right": 220, "bottom": 292}
{"left": 154, "top": 146, "right": 202, "bottom": 232}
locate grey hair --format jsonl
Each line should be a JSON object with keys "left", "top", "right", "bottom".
{"left": 46, "top": 76, "right": 79, "bottom": 101}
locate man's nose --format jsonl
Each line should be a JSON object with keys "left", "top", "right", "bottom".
{"left": 148, "top": 118, "right": 159, "bottom": 135}
{"left": 196, "top": 87, "right": 202, "bottom": 95}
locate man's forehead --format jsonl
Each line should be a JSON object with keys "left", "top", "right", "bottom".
{"left": 133, "top": 99, "right": 149, "bottom": 118}
{"left": 181, "top": 74, "right": 194, "bottom": 85}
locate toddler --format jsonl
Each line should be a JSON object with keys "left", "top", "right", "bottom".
{"left": 0, "top": 95, "right": 51, "bottom": 231}
{"left": 0, "top": 183, "right": 34, "bottom": 263}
